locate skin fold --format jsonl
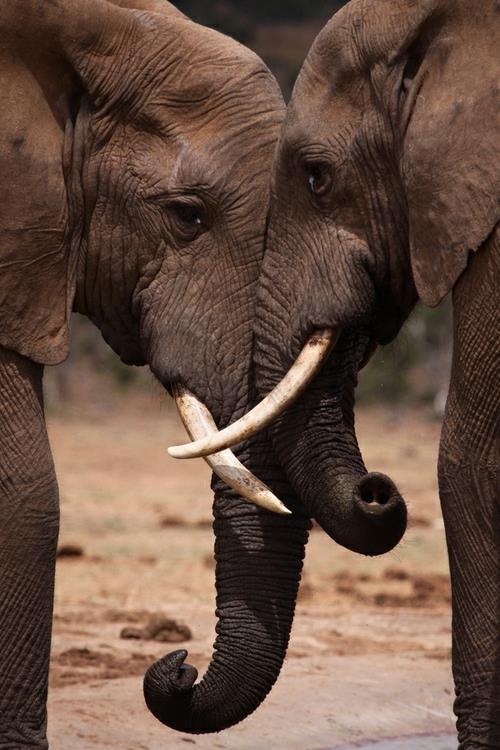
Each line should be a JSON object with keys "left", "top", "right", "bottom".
{"left": 0, "top": 0, "right": 312, "bottom": 744}
{"left": 256, "top": 0, "right": 499, "bottom": 746}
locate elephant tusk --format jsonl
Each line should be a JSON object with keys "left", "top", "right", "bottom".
{"left": 168, "top": 328, "right": 338, "bottom": 460}
{"left": 170, "top": 384, "right": 291, "bottom": 515}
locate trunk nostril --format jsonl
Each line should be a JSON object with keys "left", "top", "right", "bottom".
{"left": 347, "top": 472, "right": 407, "bottom": 556}
{"left": 360, "top": 485, "right": 390, "bottom": 505}
{"left": 356, "top": 473, "right": 399, "bottom": 510}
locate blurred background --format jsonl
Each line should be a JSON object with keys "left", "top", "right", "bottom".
{"left": 47, "top": 4, "right": 455, "bottom": 746}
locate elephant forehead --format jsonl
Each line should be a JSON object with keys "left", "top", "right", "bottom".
{"left": 138, "top": 69, "right": 284, "bottom": 175}
{"left": 135, "top": 132, "right": 277, "bottom": 209}
{"left": 143, "top": 84, "right": 284, "bottom": 186}
{"left": 284, "top": 79, "right": 364, "bottom": 161}
{"left": 172, "top": 83, "right": 283, "bottom": 144}
{"left": 302, "top": 0, "right": 436, "bottom": 84}
{"left": 139, "top": 16, "right": 284, "bottom": 123}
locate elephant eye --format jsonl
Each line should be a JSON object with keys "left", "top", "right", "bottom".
{"left": 169, "top": 199, "right": 207, "bottom": 241}
{"left": 305, "top": 162, "right": 333, "bottom": 198}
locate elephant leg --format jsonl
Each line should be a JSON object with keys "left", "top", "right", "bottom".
{"left": 438, "top": 233, "right": 500, "bottom": 749}
{"left": 0, "top": 348, "right": 59, "bottom": 749}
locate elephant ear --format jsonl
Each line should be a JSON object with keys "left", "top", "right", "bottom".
{"left": 402, "top": 1, "right": 500, "bottom": 307}
{"left": 0, "top": 1, "right": 140, "bottom": 364}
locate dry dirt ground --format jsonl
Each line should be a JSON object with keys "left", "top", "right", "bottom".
{"left": 45, "top": 389, "right": 456, "bottom": 749}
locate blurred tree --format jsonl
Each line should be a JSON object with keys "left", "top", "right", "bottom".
{"left": 358, "top": 299, "right": 452, "bottom": 407}
{"left": 174, "top": 0, "right": 345, "bottom": 24}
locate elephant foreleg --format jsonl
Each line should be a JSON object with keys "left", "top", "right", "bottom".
{"left": 0, "top": 348, "right": 59, "bottom": 749}
{"left": 439, "top": 231, "right": 500, "bottom": 749}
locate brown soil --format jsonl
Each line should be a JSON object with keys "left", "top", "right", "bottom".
{"left": 54, "top": 647, "right": 157, "bottom": 687}
{"left": 46, "top": 393, "right": 455, "bottom": 748}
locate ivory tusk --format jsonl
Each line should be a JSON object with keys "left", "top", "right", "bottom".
{"left": 168, "top": 328, "right": 338, "bottom": 460}
{"left": 170, "top": 384, "right": 291, "bottom": 515}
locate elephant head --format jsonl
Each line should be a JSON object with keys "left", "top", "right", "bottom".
{"left": 1, "top": 0, "right": 312, "bottom": 734}
{"left": 177, "top": 0, "right": 498, "bottom": 555}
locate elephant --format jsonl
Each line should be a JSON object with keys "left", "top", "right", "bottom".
{"left": 175, "top": 0, "right": 500, "bottom": 746}
{"left": 0, "top": 0, "right": 316, "bottom": 744}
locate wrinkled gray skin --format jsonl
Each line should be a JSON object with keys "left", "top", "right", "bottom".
{"left": 0, "top": 0, "right": 312, "bottom": 745}
{"left": 256, "top": 0, "right": 499, "bottom": 746}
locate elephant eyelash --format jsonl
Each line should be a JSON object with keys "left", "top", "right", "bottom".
{"left": 148, "top": 185, "right": 217, "bottom": 213}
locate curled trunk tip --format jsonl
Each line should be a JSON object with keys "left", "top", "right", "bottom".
{"left": 143, "top": 498, "right": 310, "bottom": 734}
{"left": 143, "top": 650, "right": 202, "bottom": 732}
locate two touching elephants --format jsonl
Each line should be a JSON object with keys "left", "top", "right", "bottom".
{"left": 0, "top": 0, "right": 498, "bottom": 747}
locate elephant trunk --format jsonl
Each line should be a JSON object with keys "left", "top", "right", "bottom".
{"left": 259, "top": 331, "right": 407, "bottom": 557}
{"left": 144, "top": 485, "right": 310, "bottom": 733}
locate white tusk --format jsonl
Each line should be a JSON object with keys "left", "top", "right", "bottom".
{"left": 168, "top": 328, "right": 338, "bottom": 460}
{"left": 170, "top": 384, "right": 291, "bottom": 515}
